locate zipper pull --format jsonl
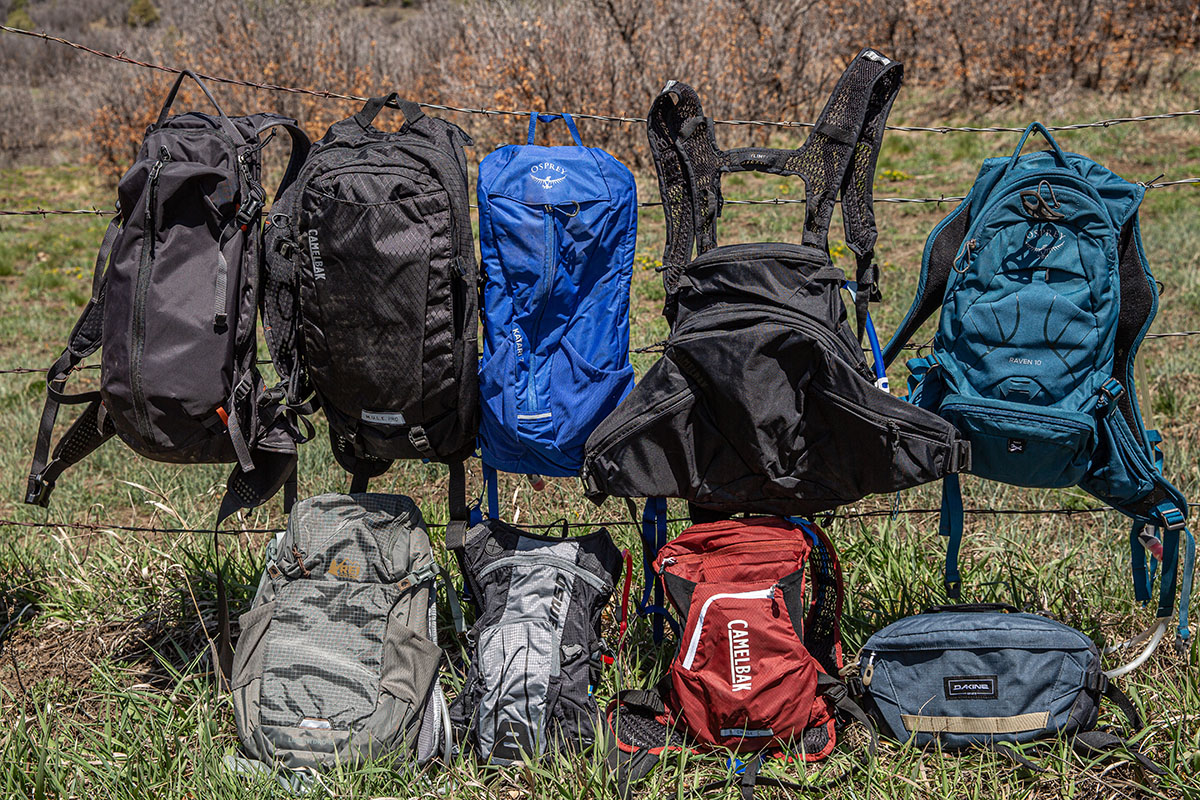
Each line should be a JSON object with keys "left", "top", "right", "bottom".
{"left": 952, "top": 238, "right": 977, "bottom": 274}
{"left": 861, "top": 652, "right": 876, "bottom": 687}
{"left": 661, "top": 556, "right": 677, "bottom": 567}
{"left": 770, "top": 582, "right": 780, "bottom": 617}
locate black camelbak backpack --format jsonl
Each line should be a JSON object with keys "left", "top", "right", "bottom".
{"left": 582, "top": 50, "right": 969, "bottom": 518}
{"left": 448, "top": 519, "right": 624, "bottom": 764}
{"left": 26, "top": 70, "right": 310, "bottom": 519}
{"left": 262, "top": 94, "right": 477, "bottom": 529}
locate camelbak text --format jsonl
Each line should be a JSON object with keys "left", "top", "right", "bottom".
{"left": 307, "top": 229, "right": 326, "bottom": 280}
{"left": 728, "top": 620, "right": 752, "bottom": 692}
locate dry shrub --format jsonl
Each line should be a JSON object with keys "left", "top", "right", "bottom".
{"left": 77, "top": 0, "right": 1200, "bottom": 178}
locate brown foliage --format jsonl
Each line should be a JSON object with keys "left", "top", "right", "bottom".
{"left": 72, "top": 0, "right": 1200, "bottom": 178}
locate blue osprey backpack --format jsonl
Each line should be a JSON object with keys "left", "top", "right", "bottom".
{"left": 476, "top": 112, "right": 637, "bottom": 486}
{"left": 882, "top": 123, "right": 1193, "bottom": 651}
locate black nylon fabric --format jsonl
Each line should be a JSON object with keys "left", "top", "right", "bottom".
{"left": 26, "top": 71, "right": 306, "bottom": 512}
{"left": 582, "top": 52, "right": 969, "bottom": 517}
{"left": 262, "top": 96, "right": 478, "bottom": 469}
{"left": 449, "top": 519, "right": 622, "bottom": 764}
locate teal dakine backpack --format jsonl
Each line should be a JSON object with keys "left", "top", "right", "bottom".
{"left": 882, "top": 123, "right": 1193, "bottom": 651}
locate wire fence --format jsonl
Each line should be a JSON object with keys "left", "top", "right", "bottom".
{"left": 1, "top": 22, "right": 1199, "bottom": 536}
{"left": 4, "top": 24, "right": 1200, "bottom": 135}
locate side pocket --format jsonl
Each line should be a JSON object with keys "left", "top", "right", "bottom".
{"left": 474, "top": 620, "right": 558, "bottom": 764}
{"left": 1080, "top": 410, "right": 1157, "bottom": 508}
{"left": 478, "top": 337, "right": 522, "bottom": 465}
{"left": 369, "top": 612, "right": 442, "bottom": 751}
{"left": 231, "top": 599, "right": 276, "bottom": 761}
{"left": 548, "top": 338, "right": 635, "bottom": 466}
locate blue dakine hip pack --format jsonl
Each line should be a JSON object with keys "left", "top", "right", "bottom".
{"left": 857, "top": 605, "right": 1160, "bottom": 771}
{"left": 476, "top": 112, "right": 637, "bottom": 478}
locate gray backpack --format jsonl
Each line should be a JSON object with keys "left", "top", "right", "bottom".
{"left": 25, "top": 70, "right": 310, "bottom": 520}
{"left": 231, "top": 493, "right": 461, "bottom": 771}
{"left": 448, "top": 519, "right": 624, "bottom": 764}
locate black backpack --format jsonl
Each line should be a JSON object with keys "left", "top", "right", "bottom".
{"left": 582, "top": 50, "right": 970, "bottom": 518}
{"left": 26, "top": 70, "right": 310, "bottom": 520}
{"left": 448, "top": 519, "right": 624, "bottom": 764}
{"left": 262, "top": 94, "right": 477, "bottom": 528}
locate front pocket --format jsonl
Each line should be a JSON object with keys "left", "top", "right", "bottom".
{"left": 259, "top": 580, "right": 399, "bottom": 731}
{"left": 670, "top": 582, "right": 822, "bottom": 750}
{"left": 302, "top": 178, "right": 455, "bottom": 420}
{"left": 474, "top": 620, "right": 559, "bottom": 763}
{"left": 546, "top": 338, "right": 634, "bottom": 469}
{"left": 940, "top": 394, "right": 1095, "bottom": 487}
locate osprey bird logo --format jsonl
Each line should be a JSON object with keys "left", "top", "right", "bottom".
{"left": 530, "top": 161, "right": 567, "bottom": 190}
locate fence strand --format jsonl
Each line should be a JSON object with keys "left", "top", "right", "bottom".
{"left": 4, "top": 24, "right": 1200, "bottom": 135}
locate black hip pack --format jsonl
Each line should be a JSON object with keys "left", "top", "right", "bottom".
{"left": 856, "top": 604, "right": 1162, "bottom": 774}
{"left": 581, "top": 50, "right": 969, "bottom": 517}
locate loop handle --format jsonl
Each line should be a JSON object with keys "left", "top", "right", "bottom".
{"left": 1001, "top": 121, "right": 1073, "bottom": 179}
{"left": 528, "top": 112, "right": 583, "bottom": 146}
{"left": 155, "top": 69, "right": 242, "bottom": 142}
{"left": 354, "top": 93, "right": 425, "bottom": 130}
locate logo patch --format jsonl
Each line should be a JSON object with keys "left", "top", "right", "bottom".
{"left": 307, "top": 229, "right": 325, "bottom": 280}
{"left": 944, "top": 675, "right": 998, "bottom": 700}
{"left": 1007, "top": 438, "right": 1026, "bottom": 454}
{"left": 327, "top": 557, "right": 362, "bottom": 580}
{"left": 728, "top": 620, "right": 752, "bottom": 692}
{"left": 361, "top": 409, "right": 406, "bottom": 426}
{"left": 530, "top": 161, "right": 567, "bottom": 190}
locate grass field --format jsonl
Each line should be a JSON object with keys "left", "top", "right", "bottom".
{"left": 1, "top": 77, "right": 1200, "bottom": 799}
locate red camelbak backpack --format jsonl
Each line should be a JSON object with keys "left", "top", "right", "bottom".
{"left": 605, "top": 517, "right": 874, "bottom": 797}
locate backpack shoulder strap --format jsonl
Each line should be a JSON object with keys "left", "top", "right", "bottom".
{"left": 25, "top": 214, "right": 121, "bottom": 506}
{"left": 879, "top": 191, "right": 973, "bottom": 368}
{"left": 648, "top": 50, "right": 902, "bottom": 322}
{"left": 255, "top": 117, "right": 311, "bottom": 201}
{"left": 800, "top": 520, "right": 845, "bottom": 676}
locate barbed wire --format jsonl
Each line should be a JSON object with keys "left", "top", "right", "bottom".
{"left": 3, "top": 24, "right": 1200, "bottom": 135}
{"left": 3, "top": 177, "right": 1196, "bottom": 220}
{"left": 2, "top": 502, "right": 1194, "bottom": 536}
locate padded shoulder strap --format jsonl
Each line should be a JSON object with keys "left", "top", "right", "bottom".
{"left": 255, "top": 118, "right": 311, "bottom": 201}
{"left": 647, "top": 50, "right": 902, "bottom": 317}
{"left": 879, "top": 195, "right": 972, "bottom": 367}
{"left": 801, "top": 521, "right": 845, "bottom": 676}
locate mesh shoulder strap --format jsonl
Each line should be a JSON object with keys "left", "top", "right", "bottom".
{"left": 647, "top": 49, "right": 903, "bottom": 320}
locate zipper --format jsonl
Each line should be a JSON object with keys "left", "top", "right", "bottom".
{"left": 661, "top": 542, "right": 804, "bottom": 568}
{"left": 681, "top": 584, "right": 779, "bottom": 670}
{"left": 476, "top": 553, "right": 609, "bottom": 592}
{"left": 587, "top": 388, "right": 692, "bottom": 456}
{"left": 671, "top": 303, "right": 864, "bottom": 369}
{"left": 942, "top": 400, "right": 1094, "bottom": 436}
{"left": 520, "top": 206, "right": 557, "bottom": 413}
{"left": 824, "top": 387, "right": 948, "bottom": 447}
{"left": 132, "top": 146, "right": 171, "bottom": 440}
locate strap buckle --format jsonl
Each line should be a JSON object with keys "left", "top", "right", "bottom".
{"left": 25, "top": 474, "right": 54, "bottom": 507}
{"left": 1155, "top": 503, "right": 1188, "bottom": 532}
{"left": 1097, "top": 378, "right": 1126, "bottom": 413}
{"left": 408, "top": 426, "right": 431, "bottom": 455}
{"left": 236, "top": 186, "right": 266, "bottom": 231}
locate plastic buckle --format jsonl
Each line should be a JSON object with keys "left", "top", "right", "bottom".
{"left": 408, "top": 427, "right": 431, "bottom": 454}
{"left": 1156, "top": 505, "right": 1188, "bottom": 532}
{"left": 823, "top": 681, "right": 848, "bottom": 704}
{"left": 1098, "top": 378, "right": 1126, "bottom": 412}
{"left": 24, "top": 474, "right": 54, "bottom": 507}
{"left": 236, "top": 188, "right": 266, "bottom": 231}
{"left": 944, "top": 579, "right": 962, "bottom": 600}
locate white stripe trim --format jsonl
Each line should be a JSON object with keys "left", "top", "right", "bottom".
{"left": 681, "top": 588, "right": 775, "bottom": 670}
{"left": 516, "top": 412, "right": 553, "bottom": 421}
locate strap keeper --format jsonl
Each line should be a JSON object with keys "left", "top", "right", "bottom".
{"left": 1097, "top": 378, "right": 1125, "bottom": 412}
{"left": 944, "top": 579, "right": 962, "bottom": 601}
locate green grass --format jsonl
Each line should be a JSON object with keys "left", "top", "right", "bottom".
{"left": 2, "top": 83, "right": 1200, "bottom": 799}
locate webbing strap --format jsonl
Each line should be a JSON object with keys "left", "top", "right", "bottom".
{"left": 640, "top": 498, "right": 671, "bottom": 644}
{"left": 940, "top": 474, "right": 964, "bottom": 600}
{"left": 901, "top": 711, "right": 1050, "bottom": 735}
{"left": 444, "top": 460, "right": 470, "bottom": 553}
{"left": 483, "top": 463, "right": 500, "bottom": 519}
{"left": 528, "top": 112, "right": 583, "bottom": 146}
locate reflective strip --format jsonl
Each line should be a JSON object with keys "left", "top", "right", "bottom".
{"left": 900, "top": 711, "right": 1049, "bottom": 735}
{"left": 517, "top": 412, "right": 553, "bottom": 421}
{"left": 681, "top": 588, "right": 775, "bottom": 670}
